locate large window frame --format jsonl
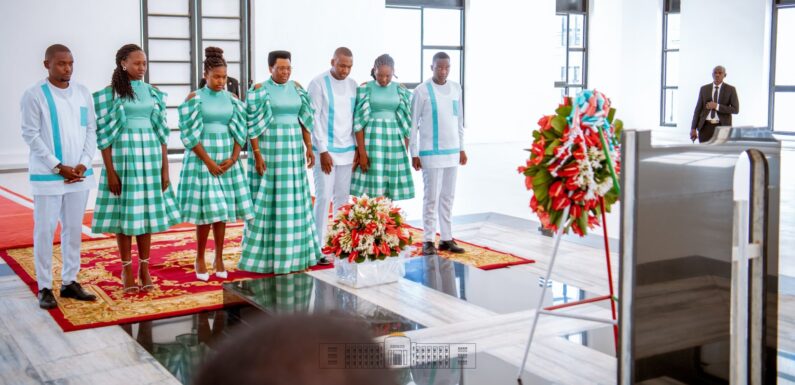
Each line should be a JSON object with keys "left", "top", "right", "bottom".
{"left": 142, "top": 0, "right": 252, "bottom": 152}
{"left": 555, "top": 0, "right": 588, "bottom": 98}
{"left": 385, "top": 0, "right": 465, "bottom": 90}
{"left": 660, "top": 0, "right": 680, "bottom": 127}
{"left": 769, "top": 0, "right": 795, "bottom": 133}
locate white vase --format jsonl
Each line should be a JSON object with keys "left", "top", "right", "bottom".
{"left": 335, "top": 249, "right": 410, "bottom": 289}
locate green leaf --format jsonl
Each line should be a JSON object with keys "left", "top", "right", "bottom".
{"left": 545, "top": 139, "right": 561, "bottom": 156}
{"left": 533, "top": 169, "right": 552, "bottom": 185}
{"left": 578, "top": 209, "right": 588, "bottom": 231}
{"left": 556, "top": 105, "right": 572, "bottom": 117}
{"left": 550, "top": 210, "right": 562, "bottom": 228}
{"left": 541, "top": 129, "right": 558, "bottom": 140}
{"left": 534, "top": 184, "right": 549, "bottom": 201}
{"left": 614, "top": 119, "right": 624, "bottom": 137}
{"left": 532, "top": 130, "right": 540, "bottom": 140}
{"left": 607, "top": 108, "right": 616, "bottom": 124}
{"left": 551, "top": 116, "right": 567, "bottom": 135}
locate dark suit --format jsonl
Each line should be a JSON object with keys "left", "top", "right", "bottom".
{"left": 198, "top": 76, "right": 241, "bottom": 99}
{"left": 690, "top": 82, "right": 739, "bottom": 142}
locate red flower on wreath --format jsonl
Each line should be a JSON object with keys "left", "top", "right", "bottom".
{"left": 517, "top": 90, "right": 622, "bottom": 236}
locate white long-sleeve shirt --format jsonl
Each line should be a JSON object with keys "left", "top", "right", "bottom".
{"left": 410, "top": 78, "right": 464, "bottom": 169}
{"left": 20, "top": 79, "right": 96, "bottom": 195}
{"left": 307, "top": 70, "right": 358, "bottom": 165}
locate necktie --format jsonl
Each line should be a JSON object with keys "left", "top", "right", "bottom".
{"left": 711, "top": 86, "right": 719, "bottom": 120}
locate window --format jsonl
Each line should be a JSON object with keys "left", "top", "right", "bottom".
{"left": 660, "top": 0, "right": 680, "bottom": 126}
{"left": 142, "top": 0, "right": 251, "bottom": 151}
{"left": 555, "top": 0, "right": 588, "bottom": 98}
{"left": 770, "top": 0, "right": 795, "bottom": 132}
{"left": 384, "top": 0, "right": 465, "bottom": 90}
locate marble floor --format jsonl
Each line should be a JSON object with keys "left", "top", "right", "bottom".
{"left": 0, "top": 139, "right": 792, "bottom": 384}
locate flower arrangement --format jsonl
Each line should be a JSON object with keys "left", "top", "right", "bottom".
{"left": 322, "top": 195, "right": 413, "bottom": 263}
{"left": 517, "top": 90, "right": 622, "bottom": 236}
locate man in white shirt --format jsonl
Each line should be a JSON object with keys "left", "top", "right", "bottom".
{"left": 410, "top": 52, "right": 467, "bottom": 256}
{"left": 20, "top": 44, "right": 97, "bottom": 309}
{"left": 308, "top": 47, "right": 358, "bottom": 265}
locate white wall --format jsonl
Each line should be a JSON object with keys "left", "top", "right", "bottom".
{"left": 678, "top": 0, "right": 772, "bottom": 131}
{"left": 0, "top": 0, "right": 141, "bottom": 167}
{"left": 589, "top": 0, "right": 663, "bottom": 133}
{"left": 465, "top": 0, "right": 559, "bottom": 144}
{"left": 251, "top": 0, "right": 386, "bottom": 87}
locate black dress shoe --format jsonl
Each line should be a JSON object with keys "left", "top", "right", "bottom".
{"left": 318, "top": 257, "right": 332, "bottom": 266}
{"left": 38, "top": 288, "right": 57, "bottom": 309}
{"left": 422, "top": 241, "right": 437, "bottom": 255}
{"left": 438, "top": 240, "right": 465, "bottom": 254}
{"left": 60, "top": 282, "right": 97, "bottom": 301}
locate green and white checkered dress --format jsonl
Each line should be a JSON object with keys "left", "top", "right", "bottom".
{"left": 239, "top": 79, "right": 321, "bottom": 274}
{"left": 91, "top": 81, "right": 181, "bottom": 235}
{"left": 243, "top": 273, "right": 314, "bottom": 313}
{"left": 176, "top": 87, "right": 253, "bottom": 225}
{"left": 350, "top": 81, "right": 415, "bottom": 201}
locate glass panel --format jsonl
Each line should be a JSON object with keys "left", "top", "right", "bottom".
{"left": 201, "top": 40, "right": 241, "bottom": 61}
{"left": 147, "top": 0, "right": 189, "bottom": 15}
{"left": 666, "top": 13, "right": 681, "bottom": 50}
{"left": 567, "top": 86, "right": 582, "bottom": 97}
{"left": 773, "top": 92, "right": 795, "bottom": 132}
{"left": 157, "top": 85, "right": 192, "bottom": 107}
{"left": 202, "top": 18, "right": 240, "bottom": 40}
{"left": 148, "top": 62, "right": 191, "bottom": 84}
{"left": 384, "top": 7, "right": 422, "bottom": 84}
{"left": 568, "top": 14, "right": 585, "bottom": 48}
{"left": 422, "top": 8, "right": 462, "bottom": 46}
{"left": 148, "top": 16, "right": 190, "bottom": 38}
{"left": 568, "top": 51, "right": 584, "bottom": 86}
{"left": 422, "top": 49, "right": 462, "bottom": 85}
{"left": 148, "top": 40, "right": 191, "bottom": 62}
{"left": 165, "top": 108, "right": 180, "bottom": 130}
{"left": 775, "top": 7, "right": 795, "bottom": 85}
{"left": 227, "top": 63, "right": 241, "bottom": 83}
{"left": 557, "top": 15, "right": 567, "bottom": 48}
{"left": 663, "top": 88, "right": 677, "bottom": 125}
{"left": 665, "top": 51, "right": 679, "bottom": 86}
{"left": 166, "top": 129, "right": 184, "bottom": 149}
{"left": 201, "top": 0, "right": 239, "bottom": 17}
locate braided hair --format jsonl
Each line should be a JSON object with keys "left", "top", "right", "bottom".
{"left": 204, "top": 46, "right": 227, "bottom": 73}
{"left": 111, "top": 44, "right": 143, "bottom": 100}
{"left": 370, "top": 54, "right": 395, "bottom": 80}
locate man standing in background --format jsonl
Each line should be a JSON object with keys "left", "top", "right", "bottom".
{"left": 690, "top": 65, "right": 739, "bottom": 143}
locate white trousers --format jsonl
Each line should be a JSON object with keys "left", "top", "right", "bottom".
{"left": 422, "top": 166, "right": 458, "bottom": 243}
{"left": 33, "top": 190, "right": 89, "bottom": 290}
{"left": 313, "top": 159, "right": 353, "bottom": 250}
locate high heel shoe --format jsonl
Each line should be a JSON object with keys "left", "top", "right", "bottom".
{"left": 139, "top": 258, "right": 156, "bottom": 292}
{"left": 121, "top": 260, "right": 139, "bottom": 294}
{"left": 213, "top": 260, "right": 228, "bottom": 279}
{"left": 195, "top": 262, "right": 210, "bottom": 282}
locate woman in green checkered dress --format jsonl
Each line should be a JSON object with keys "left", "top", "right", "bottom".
{"left": 350, "top": 54, "right": 415, "bottom": 201}
{"left": 177, "top": 47, "right": 253, "bottom": 281}
{"left": 92, "top": 44, "right": 180, "bottom": 294}
{"left": 239, "top": 50, "right": 321, "bottom": 274}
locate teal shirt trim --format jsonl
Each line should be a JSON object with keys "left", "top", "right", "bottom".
{"left": 323, "top": 76, "right": 355, "bottom": 154}
{"left": 30, "top": 168, "right": 94, "bottom": 181}
{"left": 421, "top": 82, "right": 460, "bottom": 157}
{"left": 40, "top": 84, "right": 63, "bottom": 161}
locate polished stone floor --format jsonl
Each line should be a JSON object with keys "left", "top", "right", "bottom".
{"left": 0, "top": 139, "right": 792, "bottom": 384}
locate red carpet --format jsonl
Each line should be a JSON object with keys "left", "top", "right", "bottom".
{"left": 0, "top": 225, "right": 332, "bottom": 331}
{"left": 0, "top": 186, "right": 110, "bottom": 250}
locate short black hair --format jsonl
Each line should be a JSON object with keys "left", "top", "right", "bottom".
{"left": 334, "top": 47, "right": 353, "bottom": 58}
{"left": 268, "top": 50, "right": 291, "bottom": 67}
{"left": 432, "top": 51, "right": 450, "bottom": 65}
{"left": 45, "top": 44, "right": 71, "bottom": 60}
